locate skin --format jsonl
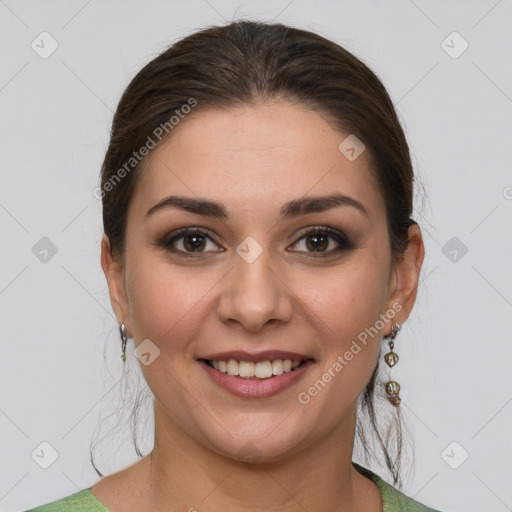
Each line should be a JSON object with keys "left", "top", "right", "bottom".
{"left": 96, "top": 100, "right": 424, "bottom": 512}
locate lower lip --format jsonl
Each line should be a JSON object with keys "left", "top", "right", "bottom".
{"left": 199, "top": 359, "right": 314, "bottom": 398}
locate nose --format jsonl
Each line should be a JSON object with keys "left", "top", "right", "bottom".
{"left": 216, "top": 248, "right": 293, "bottom": 333}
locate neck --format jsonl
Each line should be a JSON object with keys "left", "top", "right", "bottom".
{"left": 138, "top": 401, "right": 381, "bottom": 512}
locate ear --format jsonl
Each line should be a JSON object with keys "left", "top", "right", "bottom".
{"left": 100, "top": 234, "right": 131, "bottom": 336}
{"left": 385, "top": 224, "right": 425, "bottom": 334}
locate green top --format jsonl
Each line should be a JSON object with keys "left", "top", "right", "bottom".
{"left": 26, "top": 464, "right": 441, "bottom": 511}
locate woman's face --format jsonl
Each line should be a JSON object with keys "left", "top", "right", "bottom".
{"left": 103, "top": 101, "right": 422, "bottom": 462}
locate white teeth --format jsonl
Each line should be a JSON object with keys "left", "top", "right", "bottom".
{"left": 227, "top": 359, "right": 239, "bottom": 376}
{"left": 272, "top": 360, "right": 283, "bottom": 375}
{"left": 208, "top": 358, "right": 304, "bottom": 379}
{"left": 238, "top": 361, "right": 255, "bottom": 378}
{"left": 255, "top": 361, "right": 273, "bottom": 378}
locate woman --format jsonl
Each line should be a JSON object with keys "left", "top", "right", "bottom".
{"left": 28, "top": 20, "right": 440, "bottom": 512}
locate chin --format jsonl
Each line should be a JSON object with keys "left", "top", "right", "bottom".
{"left": 198, "top": 414, "right": 315, "bottom": 464}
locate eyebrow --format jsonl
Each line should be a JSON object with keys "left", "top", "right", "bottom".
{"left": 146, "top": 193, "right": 369, "bottom": 220}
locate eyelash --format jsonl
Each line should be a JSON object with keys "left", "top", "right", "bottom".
{"left": 158, "top": 226, "right": 354, "bottom": 258}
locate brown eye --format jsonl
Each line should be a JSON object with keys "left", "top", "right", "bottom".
{"left": 161, "top": 228, "right": 223, "bottom": 256}
{"left": 289, "top": 227, "right": 354, "bottom": 255}
{"left": 182, "top": 233, "right": 207, "bottom": 252}
{"left": 304, "top": 233, "right": 330, "bottom": 252}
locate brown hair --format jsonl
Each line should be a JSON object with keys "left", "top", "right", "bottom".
{"left": 96, "top": 20, "right": 418, "bottom": 487}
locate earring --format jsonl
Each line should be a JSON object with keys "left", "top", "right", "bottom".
{"left": 120, "top": 323, "right": 127, "bottom": 364}
{"left": 384, "top": 321, "right": 401, "bottom": 406}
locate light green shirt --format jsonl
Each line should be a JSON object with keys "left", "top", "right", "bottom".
{"left": 26, "top": 464, "right": 441, "bottom": 511}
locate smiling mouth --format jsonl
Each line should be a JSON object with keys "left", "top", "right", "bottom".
{"left": 200, "top": 358, "right": 311, "bottom": 379}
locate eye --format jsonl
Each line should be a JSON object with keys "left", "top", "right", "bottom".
{"left": 288, "top": 227, "right": 353, "bottom": 255}
{"left": 160, "top": 228, "right": 223, "bottom": 257}
{"left": 159, "top": 226, "right": 353, "bottom": 258}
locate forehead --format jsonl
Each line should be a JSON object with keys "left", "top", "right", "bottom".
{"left": 130, "top": 101, "right": 384, "bottom": 221}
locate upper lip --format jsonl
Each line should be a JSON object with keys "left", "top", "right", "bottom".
{"left": 198, "top": 350, "right": 314, "bottom": 363}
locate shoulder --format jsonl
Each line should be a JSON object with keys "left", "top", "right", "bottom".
{"left": 375, "top": 478, "right": 442, "bottom": 512}
{"left": 24, "top": 488, "right": 109, "bottom": 512}
{"left": 353, "top": 463, "right": 443, "bottom": 512}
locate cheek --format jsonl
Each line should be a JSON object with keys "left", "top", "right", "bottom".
{"left": 293, "top": 257, "right": 388, "bottom": 391}
{"left": 299, "top": 258, "right": 388, "bottom": 339}
{"left": 125, "top": 253, "right": 219, "bottom": 348}
{"left": 285, "top": 263, "right": 388, "bottom": 437}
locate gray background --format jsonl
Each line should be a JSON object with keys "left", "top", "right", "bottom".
{"left": 1, "top": 1, "right": 511, "bottom": 511}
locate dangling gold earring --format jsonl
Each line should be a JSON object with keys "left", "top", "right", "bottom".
{"left": 120, "top": 323, "right": 127, "bottom": 364}
{"left": 384, "top": 320, "right": 401, "bottom": 406}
